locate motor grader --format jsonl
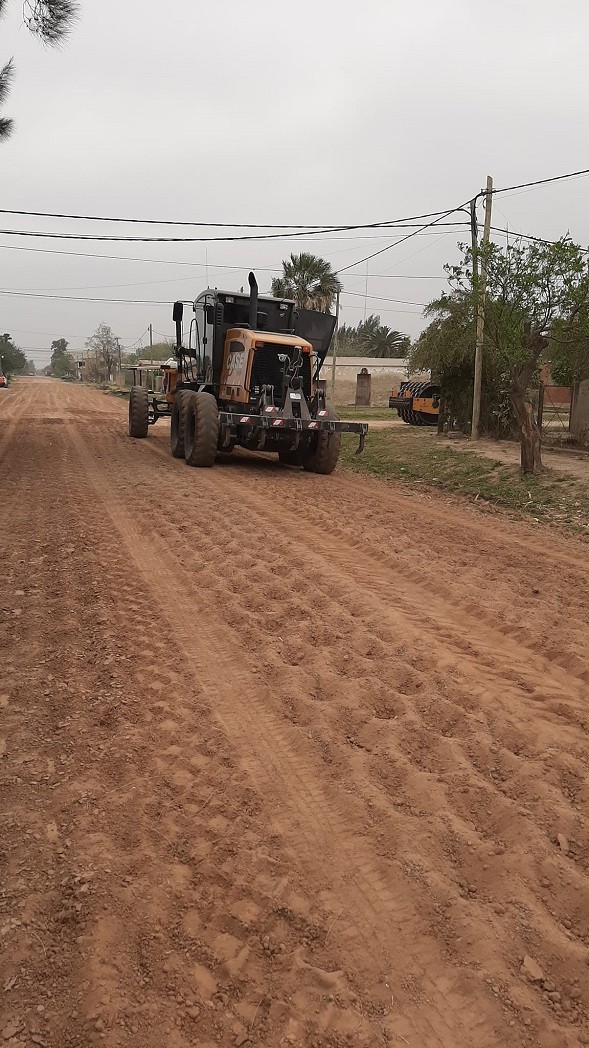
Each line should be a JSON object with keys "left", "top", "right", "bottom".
{"left": 127, "top": 273, "right": 367, "bottom": 473}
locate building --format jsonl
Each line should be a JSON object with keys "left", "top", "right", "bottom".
{"left": 319, "top": 356, "right": 409, "bottom": 380}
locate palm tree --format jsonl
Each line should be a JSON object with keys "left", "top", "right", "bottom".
{"left": 361, "top": 323, "right": 410, "bottom": 358}
{"left": 1, "top": 0, "right": 78, "bottom": 141}
{"left": 271, "top": 253, "right": 342, "bottom": 312}
{"left": 0, "top": 59, "right": 14, "bottom": 140}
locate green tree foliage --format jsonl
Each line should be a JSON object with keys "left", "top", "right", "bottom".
{"left": 338, "top": 315, "right": 409, "bottom": 358}
{"left": 411, "top": 238, "right": 589, "bottom": 472}
{"left": 409, "top": 293, "right": 510, "bottom": 435}
{"left": 86, "top": 323, "right": 121, "bottom": 382}
{"left": 125, "top": 341, "right": 175, "bottom": 365}
{"left": 1, "top": 0, "right": 78, "bottom": 140}
{"left": 50, "top": 337, "right": 75, "bottom": 377}
{"left": 0, "top": 332, "right": 27, "bottom": 376}
{"left": 271, "top": 253, "right": 342, "bottom": 312}
{"left": 549, "top": 310, "right": 589, "bottom": 386}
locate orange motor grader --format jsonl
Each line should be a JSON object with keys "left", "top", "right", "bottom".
{"left": 128, "top": 273, "right": 367, "bottom": 474}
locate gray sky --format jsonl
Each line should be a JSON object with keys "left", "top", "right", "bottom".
{"left": 2, "top": 0, "right": 589, "bottom": 367}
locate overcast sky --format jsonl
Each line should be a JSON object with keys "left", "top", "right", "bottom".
{"left": 2, "top": 0, "right": 589, "bottom": 367}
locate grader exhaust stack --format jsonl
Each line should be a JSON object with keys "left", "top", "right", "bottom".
{"left": 248, "top": 272, "right": 258, "bottom": 330}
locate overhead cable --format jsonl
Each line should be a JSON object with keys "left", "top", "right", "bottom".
{"left": 336, "top": 201, "right": 472, "bottom": 274}
{"left": 0, "top": 207, "right": 453, "bottom": 229}
{"left": 491, "top": 167, "right": 589, "bottom": 196}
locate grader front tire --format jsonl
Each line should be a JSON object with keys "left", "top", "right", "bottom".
{"left": 170, "top": 390, "right": 193, "bottom": 459}
{"left": 128, "top": 386, "right": 149, "bottom": 438}
{"left": 184, "top": 392, "right": 219, "bottom": 468}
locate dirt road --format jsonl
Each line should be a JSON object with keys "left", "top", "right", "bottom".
{"left": 1, "top": 379, "right": 589, "bottom": 1048}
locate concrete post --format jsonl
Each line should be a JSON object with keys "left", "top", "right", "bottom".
{"left": 570, "top": 378, "right": 589, "bottom": 445}
{"left": 355, "top": 368, "right": 371, "bottom": 407}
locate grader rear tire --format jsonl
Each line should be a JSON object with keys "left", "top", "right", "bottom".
{"left": 170, "top": 390, "right": 193, "bottom": 459}
{"left": 184, "top": 392, "right": 219, "bottom": 468}
{"left": 303, "top": 408, "right": 342, "bottom": 475}
{"left": 128, "top": 386, "right": 149, "bottom": 438}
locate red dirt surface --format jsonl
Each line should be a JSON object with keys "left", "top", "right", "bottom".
{"left": 1, "top": 378, "right": 589, "bottom": 1048}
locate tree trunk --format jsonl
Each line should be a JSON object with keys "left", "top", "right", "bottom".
{"left": 510, "top": 374, "right": 543, "bottom": 475}
{"left": 509, "top": 327, "right": 548, "bottom": 475}
{"left": 515, "top": 398, "right": 542, "bottom": 472}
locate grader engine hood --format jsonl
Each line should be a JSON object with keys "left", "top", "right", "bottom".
{"left": 220, "top": 328, "right": 313, "bottom": 406}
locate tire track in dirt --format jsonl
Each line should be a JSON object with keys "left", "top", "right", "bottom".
{"left": 0, "top": 381, "right": 30, "bottom": 465}
{"left": 64, "top": 417, "right": 510, "bottom": 1046}
{"left": 135, "top": 429, "right": 589, "bottom": 735}
{"left": 3, "top": 382, "right": 589, "bottom": 1048}
{"left": 136, "top": 424, "right": 589, "bottom": 702}
{"left": 2, "top": 390, "right": 382, "bottom": 1046}
{"left": 64, "top": 396, "right": 586, "bottom": 1043}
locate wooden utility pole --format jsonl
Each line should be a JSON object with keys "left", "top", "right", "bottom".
{"left": 149, "top": 324, "right": 153, "bottom": 365}
{"left": 471, "top": 175, "right": 493, "bottom": 440}
{"left": 331, "top": 290, "right": 340, "bottom": 402}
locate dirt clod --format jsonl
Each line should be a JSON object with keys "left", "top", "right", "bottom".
{"left": 521, "top": 956, "right": 545, "bottom": 983}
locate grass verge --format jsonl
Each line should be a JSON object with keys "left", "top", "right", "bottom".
{"left": 336, "top": 405, "right": 396, "bottom": 421}
{"left": 340, "top": 428, "right": 589, "bottom": 534}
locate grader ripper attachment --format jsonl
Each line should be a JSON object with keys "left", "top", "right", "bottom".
{"left": 128, "top": 273, "right": 367, "bottom": 474}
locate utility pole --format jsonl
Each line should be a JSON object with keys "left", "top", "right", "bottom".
{"left": 471, "top": 175, "right": 493, "bottom": 440}
{"left": 149, "top": 324, "right": 153, "bottom": 366}
{"left": 331, "top": 290, "right": 340, "bottom": 402}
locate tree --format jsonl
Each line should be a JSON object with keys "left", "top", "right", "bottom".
{"left": 0, "top": 58, "right": 14, "bottom": 140}
{"left": 410, "top": 293, "right": 510, "bottom": 435}
{"left": 361, "top": 323, "right": 409, "bottom": 358}
{"left": 271, "top": 253, "right": 342, "bottom": 312}
{"left": 413, "top": 238, "right": 589, "bottom": 473}
{"left": 549, "top": 310, "right": 589, "bottom": 387}
{"left": 125, "top": 341, "right": 175, "bottom": 365}
{"left": 50, "top": 337, "right": 75, "bottom": 377}
{"left": 86, "top": 323, "right": 121, "bottom": 382}
{"left": 336, "top": 315, "right": 409, "bottom": 358}
{"left": 1, "top": 0, "right": 78, "bottom": 141}
{"left": 0, "top": 332, "right": 27, "bottom": 376}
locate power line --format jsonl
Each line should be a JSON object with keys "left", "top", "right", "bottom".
{"left": 0, "top": 242, "right": 454, "bottom": 279}
{"left": 19, "top": 275, "right": 207, "bottom": 293}
{"left": 0, "top": 226, "right": 359, "bottom": 244}
{"left": 336, "top": 201, "right": 471, "bottom": 274}
{"left": 492, "top": 167, "right": 589, "bottom": 196}
{"left": 0, "top": 290, "right": 174, "bottom": 304}
{"left": 0, "top": 223, "right": 468, "bottom": 244}
{"left": 353, "top": 273, "right": 441, "bottom": 279}
{"left": 0, "top": 243, "right": 279, "bottom": 270}
{"left": 341, "top": 304, "right": 423, "bottom": 316}
{"left": 9, "top": 326, "right": 142, "bottom": 339}
{"left": 490, "top": 225, "right": 589, "bottom": 253}
{"left": 0, "top": 207, "right": 452, "bottom": 229}
{"left": 341, "top": 290, "right": 427, "bottom": 306}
